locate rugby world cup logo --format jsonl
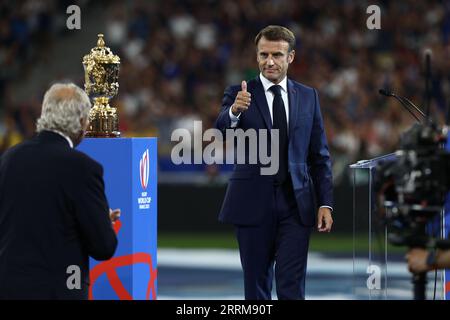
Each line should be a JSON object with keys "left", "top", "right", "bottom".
{"left": 140, "top": 149, "right": 149, "bottom": 190}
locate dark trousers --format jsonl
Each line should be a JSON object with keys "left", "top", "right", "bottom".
{"left": 235, "top": 178, "right": 312, "bottom": 300}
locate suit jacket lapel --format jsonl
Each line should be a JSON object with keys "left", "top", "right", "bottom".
{"left": 287, "top": 79, "right": 299, "bottom": 136}
{"left": 253, "top": 77, "right": 272, "bottom": 130}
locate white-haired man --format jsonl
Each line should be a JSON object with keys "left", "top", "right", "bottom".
{"left": 0, "top": 83, "right": 119, "bottom": 300}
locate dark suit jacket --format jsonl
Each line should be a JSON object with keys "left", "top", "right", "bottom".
{"left": 215, "top": 77, "right": 333, "bottom": 226}
{"left": 0, "top": 131, "right": 117, "bottom": 299}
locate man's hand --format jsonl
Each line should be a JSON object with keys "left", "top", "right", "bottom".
{"left": 109, "top": 208, "right": 121, "bottom": 224}
{"left": 231, "top": 80, "right": 251, "bottom": 115}
{"left": 405, "top": 248, "right": 430, "bottom": 273}
{"left": 317, "top": 207, "right": 333, "bottom": 232}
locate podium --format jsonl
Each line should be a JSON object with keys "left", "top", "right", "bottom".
{"left": 350, "top": 153, "right": 449, "bottom": 299}
{"left": 350, "top": 153, "right": 397, "bottom": 299}
{"left": 78, "top": 138, "right": 157, "bottom": 300}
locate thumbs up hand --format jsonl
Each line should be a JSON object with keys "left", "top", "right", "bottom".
{"left": 231, "top": 80, "right": 252, "bottom": 115}
{"left": 241, "top": 80, "right": 247, "bottom": 92}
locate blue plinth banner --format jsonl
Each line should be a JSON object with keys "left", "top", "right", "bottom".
{"left": 78, "top": 137, "right": 157, "bottom": 300}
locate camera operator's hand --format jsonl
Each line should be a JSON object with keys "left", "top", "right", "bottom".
{"left": 406, "top": 247, "right": 450, "bottom": 273}
{"left": 405, "top": 248, "right": 431, "bottom": 273}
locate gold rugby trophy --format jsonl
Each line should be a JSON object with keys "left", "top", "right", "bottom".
{"left": 82, "top": 34, "right": 120, "bottom": 137}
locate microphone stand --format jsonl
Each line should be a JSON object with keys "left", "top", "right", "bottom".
{"left": 378, "top": 89, "right": 424, "bottom": 123}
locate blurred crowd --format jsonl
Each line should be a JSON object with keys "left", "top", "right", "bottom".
{"left": 0, "top": 0, "right": 89, "bottom": 152}
{"left": 1, "top": 0, "right": 450, "bottom": 183}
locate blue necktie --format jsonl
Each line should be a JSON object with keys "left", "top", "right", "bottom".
{"left": 269, "top": 85, "right": 288, "bottom": 185}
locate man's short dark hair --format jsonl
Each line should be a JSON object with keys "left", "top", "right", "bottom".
{"left": 254, "top": 25, "right": 296, "bottom": 52}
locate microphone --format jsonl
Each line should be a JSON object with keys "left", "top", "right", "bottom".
{"left": 379, "top": 89, "right": 426, "bottom": 117}
{"left": 379, "top": 89, "right": 425, "bottom": 123}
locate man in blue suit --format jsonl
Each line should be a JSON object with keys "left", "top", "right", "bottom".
{"left": 215, "top": 25, "right": 333, "bottom": 300}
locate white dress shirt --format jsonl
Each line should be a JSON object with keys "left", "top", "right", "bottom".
{"left": 49, "top": 129, "right": 74, "bottom": 148}
{"left": 228, "top": 74, "right": 333, "bottom": 212}
{"left": 229, "top": 73, "right": 289, "bottom": 127}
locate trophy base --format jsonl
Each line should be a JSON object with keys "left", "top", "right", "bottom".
{"left": 86, "top": 103, "right": 120, "bottom": 138}
{"left": 85, "top": 131, "right": 121, "bottom": 138}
